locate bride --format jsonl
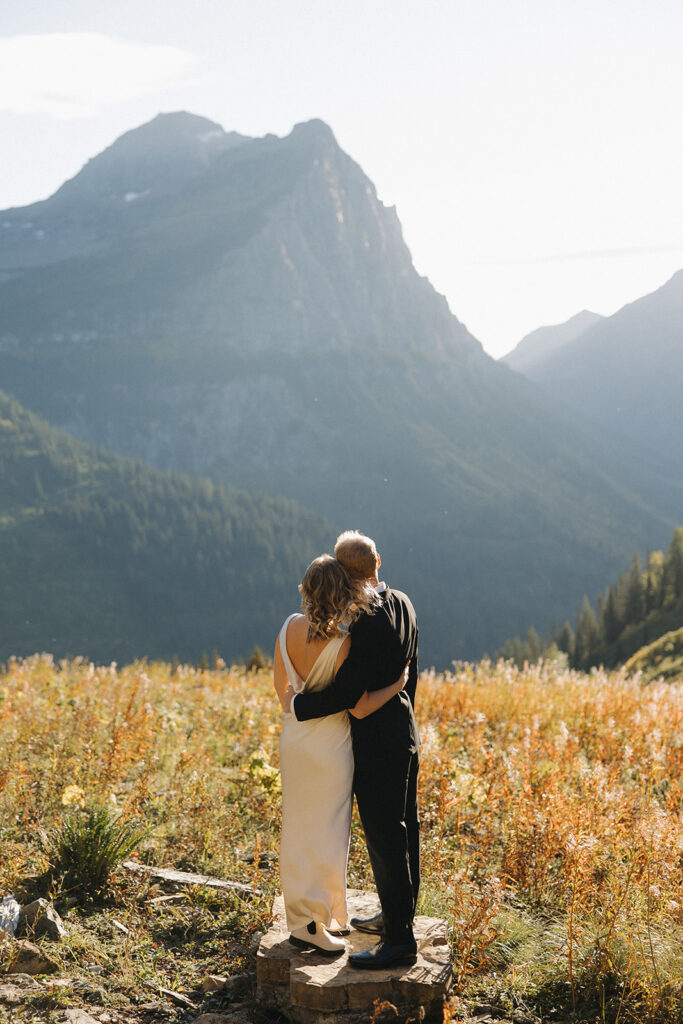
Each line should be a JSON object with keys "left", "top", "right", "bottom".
{"left": 274, "top": 554, "right": 406, "bottom": 956}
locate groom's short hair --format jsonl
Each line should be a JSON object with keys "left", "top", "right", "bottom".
{"left": 335, "top": 531, "right": 378, "bottom": 580}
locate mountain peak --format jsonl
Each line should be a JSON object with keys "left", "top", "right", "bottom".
{"left": 288, "top": 118, "right": 339, "bottom": 146}
{"left": 502, "top": 309, "right": 604, "bottom": 372}
{"left": 124, "top": 110, "right": 227, "bottom": 141}
{"left": 53, "top": 111, "right": 251, "bottom": 206}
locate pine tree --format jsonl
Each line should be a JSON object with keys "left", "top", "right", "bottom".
{"left": 602, "top": 586, "right": 620, "bottom": 645}
{"left": 246, "top": 645, "right": 269, "bottom": 671}
{"left": 645, "top": 551, "right": 665, "bottom": 612}
{"left": 663, "top": 527, "right": 683, "bottom": 605}
{"left": 557, "top": 620, "right": 575, "bottom": 662}
{"left": 625, "top": 552, "right": 646, "bottom": 626}
{"left": 575, "top": 596, "right": 599, "bottom": 669}
{"left": 615, "top": 571, "right": 630, "bottom": 634}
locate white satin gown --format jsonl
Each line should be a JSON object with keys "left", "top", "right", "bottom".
{"left": 278, "top": 614, "right": 353, "bottom": 933}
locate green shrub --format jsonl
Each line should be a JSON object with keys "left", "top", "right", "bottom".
{"left": 50, "top": 805, "right": 150, "bottom": 891}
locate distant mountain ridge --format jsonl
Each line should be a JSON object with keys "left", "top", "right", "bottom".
{"left": 503, "top": 271, "right": 683, "bottom": 466}
{"left": 502, "top": 310, "right": 604, "bottom": 374}
{"left": 0, "top": 112, "right": 679, "bottom": 664}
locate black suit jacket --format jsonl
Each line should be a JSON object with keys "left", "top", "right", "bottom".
{"left": 293, "top": 586, "right": 419, "bottom": 755}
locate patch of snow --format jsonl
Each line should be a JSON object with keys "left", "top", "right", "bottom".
{"left": 124, "top": 190, "right": 150, "bottom": 202}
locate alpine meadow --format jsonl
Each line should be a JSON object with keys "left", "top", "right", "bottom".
{"left": 1, "top": 111, "right": 683, "bottom": 1024}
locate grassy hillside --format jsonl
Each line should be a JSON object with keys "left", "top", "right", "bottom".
{"left": 2, "top": 657, "right": 683, "bottom": 1022}
{"left": 0, "top": 390, "right": 331, "bottom": 664}
{"left": 624, "top": 627, "right": 683, "bottom": 683}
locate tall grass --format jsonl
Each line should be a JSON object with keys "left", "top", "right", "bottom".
{"left": 1, "top": 654, "right": 682, "bottom": 1021}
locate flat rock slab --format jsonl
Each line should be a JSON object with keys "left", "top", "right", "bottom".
{"left": 0, "top": 974, "right": 44, "bottom": 1005}
{"left": 257, "top": 891, "right": 453, "bottom": 1024}
{"left": 63, "top": 1011, "right": 102, "bottom": 1024}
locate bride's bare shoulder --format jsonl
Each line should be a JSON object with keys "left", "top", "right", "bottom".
{"left": 287, "top": 614, "right": 309, "bottom": 640}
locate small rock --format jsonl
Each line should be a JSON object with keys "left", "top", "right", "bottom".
{"left": 200, "top": 972, "right": 254, "bottom": 994}
{"left": 237, "top": 848, "right": 275, "bottom": 868}
{"left": 0, "top": 895, "right": 21, "bottom": 937}
{"left": 200, "top": 975, "right": 229, "bottom": 993}
{"left": 248, "top": 930, "right": 264, "bottom": 955}
{"left": 83, "top": 987, "right": 107, "bottom": 1004}
{"left": 0, "top": 974, "right": 44, "bottom": 1005}
{"left": 18, "top": 898, "right": 67, "bottom": 941}
{"left": 64, "top": 1010, "right": 102, "bottom": 1024}
{"left": 6, "top": 939, "right": 58, "bottom": 975}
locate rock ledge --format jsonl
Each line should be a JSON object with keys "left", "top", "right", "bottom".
{"left": 257, "top": 891, "right": 452, "bottom": 1023}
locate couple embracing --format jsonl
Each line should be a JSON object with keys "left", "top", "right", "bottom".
{"left": 274, "top": 530, "right": 420, "bottom": 970}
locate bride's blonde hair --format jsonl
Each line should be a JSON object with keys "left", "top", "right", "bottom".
{"left": 299, "top": 554, "right": 379, "bottom": 640}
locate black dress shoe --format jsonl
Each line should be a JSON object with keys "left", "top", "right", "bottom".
{"left": 349, "top": 939, "right": 418, "bottom": 970}
{"left": 350, "top": 911, "right": 384, "bottom": 934}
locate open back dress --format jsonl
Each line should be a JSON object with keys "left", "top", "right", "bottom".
{"left": 278, "top": 613, "right": 353, "bottom": 932}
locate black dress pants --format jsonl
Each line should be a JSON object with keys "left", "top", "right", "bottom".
{"left": 353, "top": 744, "right": 420, "bottom": 944}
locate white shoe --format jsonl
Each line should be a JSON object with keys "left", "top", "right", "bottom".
{"left": 289, "top": 921, "right": 346, "bottom": 956}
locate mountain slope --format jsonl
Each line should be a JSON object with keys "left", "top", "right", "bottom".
{"left": 0, "top": 112, "right": 250, "bottom": 282}
{"left": 502, "top": 310, "right": 604, "bottom": 374}
{"left": 503, "top": 271, "right": 683, "bottom": 465}
{"left": 0, "top": 390, "right": 331, "bottom": 664}
{"left": 0, "top": 113, "right": 679, "bottom": 664}
{"left": 624, "top": 627, "right": 683, "bottom": 683}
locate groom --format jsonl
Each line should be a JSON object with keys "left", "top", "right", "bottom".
{"left": 290, "top": 531, "right": 420, "bottom": 969}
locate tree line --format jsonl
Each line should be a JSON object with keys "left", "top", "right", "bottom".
{"left": 498, "top": 525, "right": 683, "bottom": 670}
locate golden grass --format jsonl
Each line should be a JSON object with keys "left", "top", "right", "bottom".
{"left": 1, "top": 654, "right": 683, "bottom": 1022}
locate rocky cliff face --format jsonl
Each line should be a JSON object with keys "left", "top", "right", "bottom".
{"left": 0, "top": 113, "right": 677, "bottom": 663}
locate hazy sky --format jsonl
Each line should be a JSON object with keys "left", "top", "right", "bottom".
{"left": 1, "top": 0, "right": 682, "bottom": 357}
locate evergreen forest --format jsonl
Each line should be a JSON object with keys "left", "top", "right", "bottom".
{"left": 499, "top": 525, "right": 683, "bottom": 671}
{"left": 0, "top": 390, "right": 331, "bottom": 664}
